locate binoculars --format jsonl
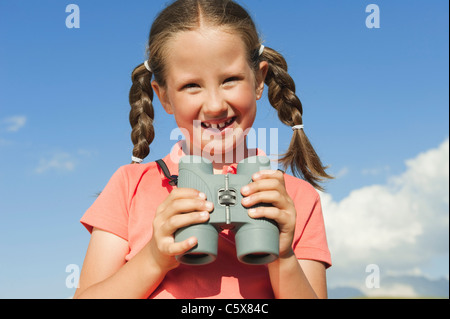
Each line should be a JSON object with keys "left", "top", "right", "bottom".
{"left": 174, "top": 155, "right": 279, "bottom": 265}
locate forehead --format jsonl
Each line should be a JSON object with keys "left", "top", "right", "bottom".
{"left": 164, "top": 27, "right": 250, "bottom": 76}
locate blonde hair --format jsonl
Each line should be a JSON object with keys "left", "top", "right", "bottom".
{"left": 128, "top": 0, "right": 332, "bottom": 190}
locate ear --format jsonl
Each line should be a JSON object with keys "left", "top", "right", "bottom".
{"left": 255, "top": 61, "right": 269, "bottom": 100}
{"left": 151, "top": 81, "right": 173, "bottom": 114}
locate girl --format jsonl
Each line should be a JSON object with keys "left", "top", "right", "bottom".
{"left": 75, "top": 0, "right": 332, "bottom": 299}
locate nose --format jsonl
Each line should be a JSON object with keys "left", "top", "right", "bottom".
{"left": 202, "top": 88, "right": 228, "bottom": 117}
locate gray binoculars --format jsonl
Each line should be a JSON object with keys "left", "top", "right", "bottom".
{"left": 174, "top": 155, "right": 279, "bottom": 265}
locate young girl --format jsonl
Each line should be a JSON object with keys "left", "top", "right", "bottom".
{"left": 75, "top": 0, "right": 332, "bottom": 299}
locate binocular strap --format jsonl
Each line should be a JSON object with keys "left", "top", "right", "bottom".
{"left": 156, "top": 159, "right": 178, "bottom": 186}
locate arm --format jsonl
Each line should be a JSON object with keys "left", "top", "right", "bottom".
{"left": 241, "top": 170, "right": 328, "bottom": 299}
{"left": 267, "top": 251, "right": 328, "bottom": 299}
{"left": 73, "top": 228, "right": 167, "bottom": 299}
{"left": 74, "top": 188, "right": 213, "bottom": 299}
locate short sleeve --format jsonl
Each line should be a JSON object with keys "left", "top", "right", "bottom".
{"left": 80, "top": 166, "right": 129, "bottom": 241}
{"left": 293, "top": 194, "right": 332, "bottom": 268}
{"left": 285, "top": 175, "right": 332, "bottom": 268}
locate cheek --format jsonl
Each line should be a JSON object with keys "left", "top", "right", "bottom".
{"left": 171, "top": 96, "right": 198, "bottom": 125}
{"left": 170, "top": 96, "right": 201, "bottom": 144}
{"left": 229, "top": 85, "right": 258, "bottom": 114}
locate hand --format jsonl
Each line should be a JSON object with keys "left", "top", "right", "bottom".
{"left": 147, "top": 188, "right": 213, "bottom": 272}
{"left": 240, "top": 170, "right": 296, "bottom": 258}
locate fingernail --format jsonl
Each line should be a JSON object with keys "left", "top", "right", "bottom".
{"left": 198, "top": 192, "right": 206, "bottom": 199}
{"left": 200, "top": 211, "right": 209, "bottom": 219}
{"left": 188, "top": 237, "right": 197, "bottom": 246}
{"left": 205, "top": 201, "right": 213, "bottom": 210}
{"left": 241, "top": 185, "right": 249, "bottom": 194}
{"left": 242, "top": 197, "right": 250, "bottom": 205}
{"left": 248, "top": 208, "right": 256, "bottom": 216}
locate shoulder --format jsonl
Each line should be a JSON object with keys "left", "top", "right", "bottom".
{"left": 107, "top": 161, "right": 164, "bottom": 193}
{"left": 116, "top": 162, "right": 161, "bottom": 179}
{"left": 283, "top": 173, "right": 320, "bottom": 203}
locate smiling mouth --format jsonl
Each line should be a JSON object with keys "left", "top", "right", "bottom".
{"left": 201, "top": 117, "right": 236, "bottom": 130}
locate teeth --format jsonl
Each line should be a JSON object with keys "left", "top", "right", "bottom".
{"left": 202, "top": 118, "right": 234, "bottom": 130}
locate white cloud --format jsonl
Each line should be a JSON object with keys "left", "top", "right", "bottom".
{"left": 35, "top": 152, "right": 76, "bottom": 174}
{"left": 322, "top": 138, "right": 449, "bottom": 297}
{"left": 33, "top": 149, "right": 97, "bottom": 174}
{"left": 335, "top": 167, "right": 349, "bottom": 178}
{"left": 366, "top": 283, "right": 417, "bottom": 298}
{"left": 361, "top": 165, "right": 391, "bottom": 176}
{"left": 2, "top": 116, "right": 27, "bottom": 132}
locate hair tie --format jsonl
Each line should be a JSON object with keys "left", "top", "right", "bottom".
{"left": 132, "top": 156, "right": 144, "bottom": 163}
{"left": 144, "top": 60, "right": 152, "bottom": 72}
{"left": 259, "top": 44, "right": 265, "bottom": 56}
{"left": 292, "top": 124, "right": 304, "bottom": 131}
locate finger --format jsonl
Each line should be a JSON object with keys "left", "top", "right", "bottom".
{"left": 171, "top": 187, "right": 207, "bottom": 200}
{"left": 162, "top": 236, "right": 199, "bottom": 257}
{"left": 166, "top": 198, "right": 213, "bottom": 216}
{"left": 248, "top": 206, "right": 280, "bottom": 220}
{"left": 241, "top": 171, "right": 286, "bottom": 197}
{"left": 161, "top": 211, "right": 210, "bottom": 235}
{"left": 241, "top": 179, "right": 285, "bottom": 197}
{"left": 158, "top": 188, "right": 207, "bottom": 213}
{"left": 252, "top": 169, "right": 285, "bottom": 182}
{"left": 248, "top": 206, "right": 293, "bottom": 231}
{"left": 158, "top": 196, "right": 213, "bottom": 222}
{"left": 241, "top": 190, "right": 287, "bottom": 208}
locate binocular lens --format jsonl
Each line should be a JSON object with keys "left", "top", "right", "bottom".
{"left": 240, "top": 253, "right": 275, "bottom": 265}
{"left": 178, "top": 252, "right": 215, "bottom": 265}
{"left": 184, "top": 253, "right": 209, "bottom": 260}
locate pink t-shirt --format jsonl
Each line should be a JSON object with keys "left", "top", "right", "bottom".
{"left": 80, "top": 142, "right": 331, "bottom": 299}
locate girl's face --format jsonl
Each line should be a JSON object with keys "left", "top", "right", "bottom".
{"left": 152, "top": 27, "right": 268, "bottom": 162}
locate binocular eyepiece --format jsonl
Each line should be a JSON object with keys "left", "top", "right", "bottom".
{"left": 174, "top": 155, "right": 279, "bottom": 265}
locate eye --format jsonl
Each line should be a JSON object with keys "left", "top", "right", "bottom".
{"left": 181, "top": 82, "right": 201, "bottom": 93}
{"left": 183, "top": 83, "right": 200, "bottom": 89}
{"left": 224, "top": 77, "right": 240, "bottom": 84}
{"left": 223, "top": 76, "right": 242, "bottom": 87}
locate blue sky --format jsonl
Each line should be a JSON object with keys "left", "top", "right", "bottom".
{"left": 0, "top": 1, "right": 448, "bottom": 298}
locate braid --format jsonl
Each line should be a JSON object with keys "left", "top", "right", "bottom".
{"left": 261, "top": 47, "right": 333, "bottom": 190}
{"left": 263, "top": 47, "right": 303, "bottom": 126}
{"left": 129, "top": 63, "right": 155, "bottom": 164}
